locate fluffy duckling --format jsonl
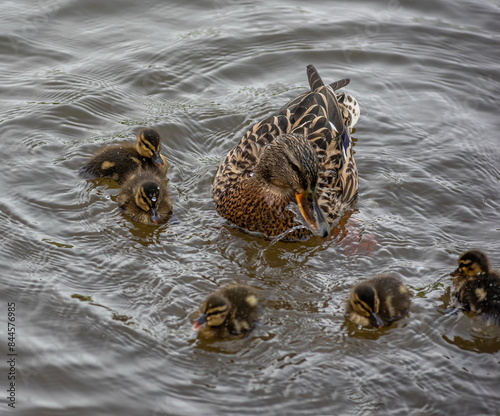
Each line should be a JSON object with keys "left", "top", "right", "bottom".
{"left": 116, "top": 169, "right": 172, "bottom": 225}
{"left": 192, "top": 284, "right": 262, "bottom": 341}
{"left": 80, "top": 128, "right": 168, "bottom": 184}
{"left": 212, "top": 64, "right": 360, "bottom": 241}
{"left": 347, "top": 274, "right": 411, "bottom": 328}
{"left": 450, "top": 250, "right": 500, "bottom": 325}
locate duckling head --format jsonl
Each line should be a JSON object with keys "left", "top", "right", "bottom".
{"left": 134, "top": 181, "right": 161, "bottom": 224}
{"left": 349, "top": 284, "right": 384, "bottom": 328}
{"left": 451, "top": 250, "right": 490, "bottom": 278}
{"left": 254, "top": 133, "right": 329, "bottom": 237}
{"left": 192, "top": 295, "right": 230, "bottom": 330}
{"left": 136, "top": 129, "right": 164, "bottom": 166}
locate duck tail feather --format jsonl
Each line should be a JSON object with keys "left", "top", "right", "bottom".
{"left": 306, "top": 64, "right": 324, "bottom": 91}
{"left": 329, "top": 78, "right": 350, "bottom": 91}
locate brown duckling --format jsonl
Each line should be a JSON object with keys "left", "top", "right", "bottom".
{"left": 80, "top": 128, "right": 168, "bottom": 184}
{"left": 116, "top": 169, "right": 172, "bottom": 225}
{"left": 347, "top": 273, "right": 411, "bottom": 328}
{"left": 192, "top": 284, "right": 262, "bottom": 341}
{"left": 450, "top": 250, "right": 500, "bottom": 325}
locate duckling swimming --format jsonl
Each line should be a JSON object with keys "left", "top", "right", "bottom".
{"left": 212, "top": 64, "right": 360, "bottom": 241}
{"left": 80, "top": 128, "right": 168, "bottom": 184}
{"left": 450, "top": 250, "right": 500, "bottom": 325}
{"left": 347, "top": 273, "right": 411, "bottom": 328}
{"left": 192, "top": 284, "right": 262, "bottom": 341}
{"left": 116, "top": 169, "right": 172, "bottom": 225}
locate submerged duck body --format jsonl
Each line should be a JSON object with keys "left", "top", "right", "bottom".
{"left": 117, "top": 168, "right": 172, "bottom": 225}
{"left": 212, "top": 65, "right": 360, "bottom": 241}
{"left": 80, "top": 128, "right": 168, "bottom": 184}
{"left": 347, "top": 273, "right": 411, "bottom": 328}
{"left": 192, "top": 284, "right": 262, "bottom": 341}
{"left": 450, "top": 250, "right": 500, "bottom": 325}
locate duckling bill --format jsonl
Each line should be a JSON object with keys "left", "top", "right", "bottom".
{"left": 192, "top": 284, "right": 262, "bottom": 341}
{"left": 450, "top": 250, "right": 500, "bottom": 325}
{"left": 347, "top": 273, "right": 411, "bottom": 328}
{"left": 80, "top": 128, "right": 168, "bottom": 184}
{"left": 116, "top": 169, "right": 172, "bottom": 225}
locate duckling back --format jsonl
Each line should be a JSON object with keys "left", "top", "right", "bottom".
{"left": 373, "top": 274, "right": 411, "bottom": 325}
{"left": 453, "top": 275, "right": 500, "bottom": 325}
{"left": 222, "top": 285, "right": 261, "bottom": 333}
{"left": 80, "top": 129, "right": 168, "bottom": 184}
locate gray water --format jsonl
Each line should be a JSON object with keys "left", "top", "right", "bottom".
{"left": 1, "top": 0, "right": 500, "bottom": 415}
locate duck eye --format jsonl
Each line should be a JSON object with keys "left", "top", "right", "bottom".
{"left": 290, "top": 163, "right": 301, "bottom": 174}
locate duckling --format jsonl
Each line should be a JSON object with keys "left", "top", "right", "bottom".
{"left": 192, "top": 284, "right": 262, "bottom": 341}
{"left": 116, "top": 169, "right": 172, "bottom": 225}
{"left": 80, "top": 128, "right": 168, "bottom": 184}
{"left": 212, "top": 64, "right": 360, "bottom": 241}
{"left": 450, "top": 250, "right": 500, "bottom": 325}
{"left": 347, "top": 273, "right": 411, "bottom": 328}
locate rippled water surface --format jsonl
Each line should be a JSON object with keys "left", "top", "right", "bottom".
{"left": 1, "top": 0, "right": 500, "bottom": 415}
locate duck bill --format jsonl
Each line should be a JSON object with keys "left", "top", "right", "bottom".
{"left": 152, "top": 152, "right": 164, "bottom": 166}
{"left": 370, "top": 312, "right": 384, "bottom": 328}
{"left": 295, "top": 190, "right": 330, "bottom": 238}
{"left": 192, "top": 313, "right": 207, "bottom": 331}
{"left": 450, "top": 268, "right": 461, "bottom": 278}
{"left": 149, "top": 208, "right": 159, "bottom": 224}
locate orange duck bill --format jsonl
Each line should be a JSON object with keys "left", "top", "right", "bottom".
{"left": 295, "top": 189, "right": 330, "bottom": 238}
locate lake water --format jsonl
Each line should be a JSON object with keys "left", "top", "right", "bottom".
{"left": 1, "top": 0, "right": 500, "bottom": 415}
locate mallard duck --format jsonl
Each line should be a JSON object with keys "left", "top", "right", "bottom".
{"left": 192, "top": 284, "right": 262, "bottom": 341}
{"left": 116, "top": 169, "right": 172, "bottom": 225}
{"left": 347, "top": 273, "right": 411, "bottom": 328}
{"left": 212, "top": 64, "right": 360, "bottom": 241}
{"left": 80, "top": 128, "right": 168, "bottom": 184}
{"left": 450, "top": 250, "right": 500, "bottom": 325}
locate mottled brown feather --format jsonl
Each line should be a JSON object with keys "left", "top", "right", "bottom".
{"left": 213, "top": 65, "right": 360, "bottom": 241}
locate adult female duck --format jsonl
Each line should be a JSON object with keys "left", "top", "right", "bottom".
{"left": 212, "top": 65, "right": 360, "bottom": 241}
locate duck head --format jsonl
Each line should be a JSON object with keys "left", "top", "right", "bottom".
{"left": 134, "top": 181, "right": 161, "bottom": 224}
{"left": 451, "top": 250, "right": 490, "bottom": 278}
{"left": 192, "top": 295, "right": 230, "bottom": 330}
{"left": 254, "top": 133, "right": 329, "bottom": 238}
{"left": 137, "top": 128, "right": 165, "bottom": 167}
{"left": 349, "top": 284, "right": 384, "bottom": 328}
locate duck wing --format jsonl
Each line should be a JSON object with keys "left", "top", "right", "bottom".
{"left": 283, "top": 65, "right": 358, "bottom": 222}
